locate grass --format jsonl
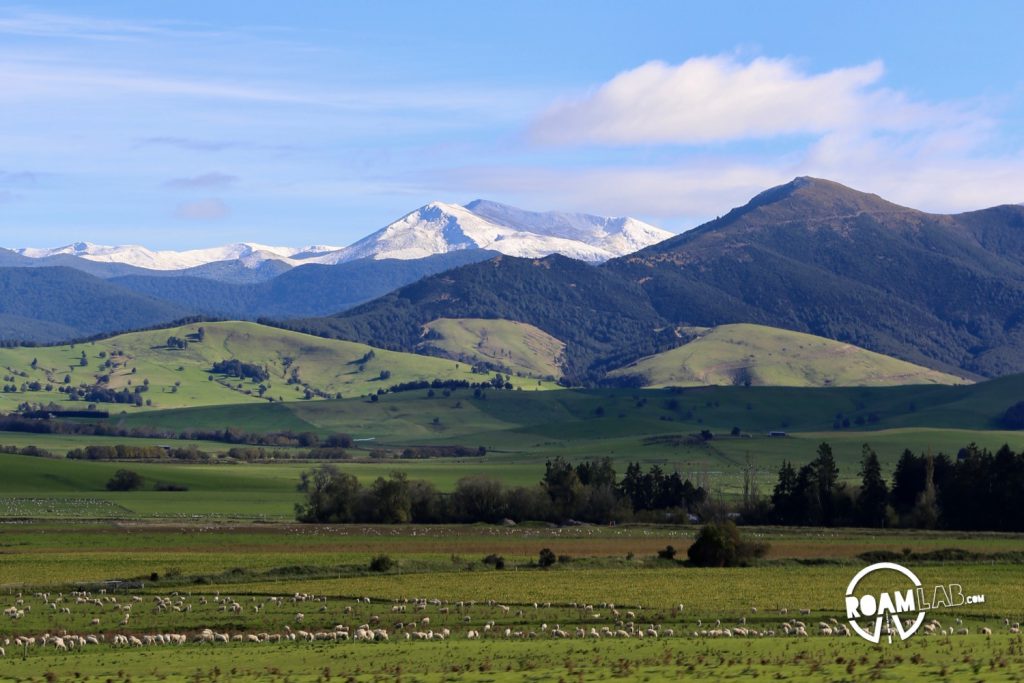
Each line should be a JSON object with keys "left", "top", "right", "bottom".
{"left": 419, "top": 317, "right": 566, "bottom": 379}
{"left": 105, "top": 378, "right": 1024, "bottom": 499}
{"left": 0, "top": 522, "right": 1021, "bottom": 681}
{"left": 4, "top": 637, "right": 1022, "bottom": 682}
{"left": 0, "top": 320, "right": 560, "bottom": 415}
{"left": 0, "top": 374, "right": 1018, "bottom": 516}
{"left": 607, "top": 323, "right": 968, "bottom": 387}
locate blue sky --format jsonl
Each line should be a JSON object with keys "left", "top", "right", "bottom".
{"left": 2, "top": 0, "right": 1024, "bottom": 249}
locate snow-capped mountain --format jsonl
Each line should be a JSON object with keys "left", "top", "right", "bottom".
{"left": 317, "top": 200, "right": 673, "bottom": 264}
{"left": 12, "top": 200, "right": 673, "bottom": 270}
{"left": 15, "top": 241, "right": 338, "bottom": 271}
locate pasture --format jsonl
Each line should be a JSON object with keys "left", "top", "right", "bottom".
{"left": 0, "top": 522, "right": 1021, "bottom": 681}
{"left": 606, "top": 323, "right": 967, "bottom": 388}
{"left": 1, "top": 378, "right": 1024, "bottom": 679}
{"left": 0, "top": 321, "right": 559, "bottom": 415}
{"left": 5, "top": 423, "right": 1024, "bottom": 518}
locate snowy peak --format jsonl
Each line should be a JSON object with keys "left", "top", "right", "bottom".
{"left": 464, "top": 199, "right": 671, "bottom": 253}
{"left": 322, "top": 200, "right": 673, "bottom": 264}
{"left": 11, "top": 200, "right": 672, "bottom": 271}
{"left": 14, "top": 241, "right": 340, "bottom": 271}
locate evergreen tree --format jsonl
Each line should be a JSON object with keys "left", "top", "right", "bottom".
{"left": 856, "top": 444, "right": 888, "bottom": 527}
{"left": 771, "top": 460, "right": 799, "bottom": 524}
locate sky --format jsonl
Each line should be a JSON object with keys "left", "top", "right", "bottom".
{"left": 2, "top": 0, "right": 1024, "bottom": 249}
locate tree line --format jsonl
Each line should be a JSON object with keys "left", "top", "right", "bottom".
{"left": 66, "top": 444, "right": 355, "bottom": 462}
{"left": 296, "top": 457, "right": 707, "bottom": 524}
{"left": 767, "top": 442, "right": 1024, "bottom": 531}
{"left": 0, "top": 413, "right": 353, "bottom": 449}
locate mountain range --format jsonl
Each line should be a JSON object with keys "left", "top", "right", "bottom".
{"left": 4, "top": 178, "right": 1024, "bottom": 387}
{"left": 287, "top": 177, "right": 1024, "bottom": 382}
{"left": 10, "top": 200, "right": 672, "bottom": 276}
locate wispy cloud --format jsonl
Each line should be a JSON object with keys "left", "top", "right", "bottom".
{"left": 531, "top": 55, "right": 979, "bottom": 146}
{"left": 174, "top": 198, "right": 229, "bottom": 220}
{"left": 0, "top": 61, "right": 313, "bottom": 104}
{"left": 139, "top": 137, "right": 300, "bottom": 155}
{"left": 0, "top": 10, "right": 219, "bottom": 42}
{"left": 509, "top": 54, "right": 1022, "bottom": 221}
{"left": 164, "top": 172, "right": 238, "bottom": 189}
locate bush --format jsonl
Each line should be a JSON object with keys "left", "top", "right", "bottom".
{"left": 106, "top": 469, "right": 143, "bottom": 491}
{"left": 687, "top": 521, "right": 768, "bottom": 567}
{"left": 482, "top": 554, "right": 505, "bottom": 570}
{"left": 369, "top": 554, "right": 394, "bottom": 572}
{"left": 657, "top": 545, "right": 677, "bottom": 560}
{"left": 538, "top": 547, "right": 556, "bottom": 568}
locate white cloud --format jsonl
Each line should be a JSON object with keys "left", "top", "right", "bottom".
{"left": 531, "top": 55, "right": 971, "bottom": 146}
{"left": 174, "top": 198, "right": 228, "bottom": 220}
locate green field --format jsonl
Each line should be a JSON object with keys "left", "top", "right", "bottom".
{"left": 0, "top": 321, "right": 559, "bottom": 414}
{"left": 0, "top": 374, "right": 1021, "bottom": 518}
{"left": 608, "top": 323, "right": 968, "bottom": 387}
{"left": 0, "top": 522, "right": 1020, "bottom": 681}
{"left": 2, "top": 356, "right": 1024, "bottom": 680}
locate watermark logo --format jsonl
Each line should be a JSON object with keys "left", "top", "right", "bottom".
{"left": 845, "top": 562, "right": 985, "bottom": 643}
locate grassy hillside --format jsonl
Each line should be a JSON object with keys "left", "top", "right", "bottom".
{"left": 607, "top": 323, "right": 968, "bottom": 387}
{"left": 116, "top": 374, "right": 1024, "bottom": 442}
{"left": 0, "top": 321, "right": 557, "bottom": 413}
{"left": 4, "top": 377, "right": 1024, "bottom": 516}
{"left": 102, "top": 375, "right": 1024, "bottom": 501}
{"left": 419, "top": 317, "right": 566, "bottom": 379}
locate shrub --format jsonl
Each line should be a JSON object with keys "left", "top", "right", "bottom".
{"left": 106, "top": 469, "right": 143, "bottom": 491}
{"left": 687, "top": 521, "right": 768, "bottom": 567}
{"left": 369, "top": 554, "right": 394, "bottom": 572}
{"left": 482, "top": 553, "right": 505, "bottom": 570}
{"left": 657, "top": 545, "right": 677, "bottom": 560}
{"left": 538, "top": 547, "right": 556, "bottom": 568}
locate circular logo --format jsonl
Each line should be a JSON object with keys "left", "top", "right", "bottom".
{"left": 845, "top": 562, "right": 926, "bottom": 643}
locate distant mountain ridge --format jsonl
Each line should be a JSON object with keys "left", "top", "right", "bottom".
{"left": 341, "top": 201, "right": 671, "bottom": 263}
{"left": 11, "top": 200, "right": 672, "bottom": 273}
{"left": 8, "top": 178, "right": 1024, "bottom": 387}
{"left": 288, "top": 177, "right": 1024, "bottom": 382}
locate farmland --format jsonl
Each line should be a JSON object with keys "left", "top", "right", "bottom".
{"left": 2, "top": 371, "right": 1024, "bottom": 679}
{"left": 0, "top": 522, "right": 1021, "bottom": 681}
{"left": 2, "top": 372, "right": 1024, "bottom": 519}
{"left": 0, "top": 321, "right": 558, "bottom": 415}
{"left": 606, "top": 323, "right": 967, "bottom": 388}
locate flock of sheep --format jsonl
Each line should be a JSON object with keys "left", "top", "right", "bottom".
{"left": 0, "top": 589, "right": 1015, "bottom": 658}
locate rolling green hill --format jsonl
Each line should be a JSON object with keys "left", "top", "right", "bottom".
{"left": 607, "top": 323, "right": 968, "bottom": 387}
{"left": 418, "top": 318, "right": 566, "bottom": 379}
{"left": 0, "top": 321, "right": 557, "bottom": 413}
